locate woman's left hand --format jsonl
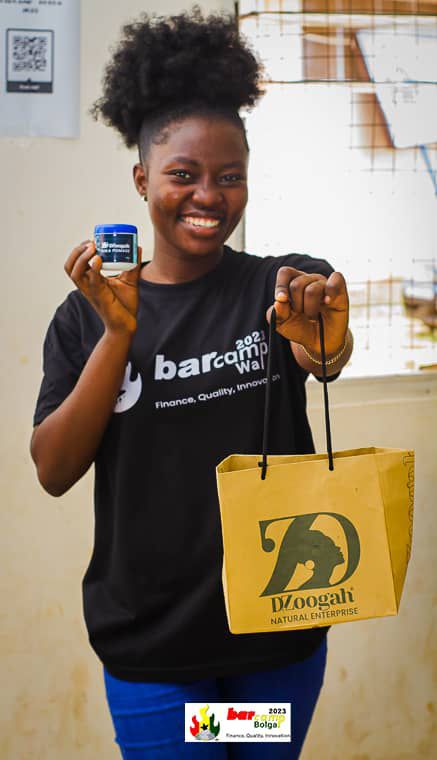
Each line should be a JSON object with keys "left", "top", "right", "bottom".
{"left": 265, "top": 267, "right": 349, "bottom": 356}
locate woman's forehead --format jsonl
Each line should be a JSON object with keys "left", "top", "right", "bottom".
{"left": 149, "top": 116, "right": 248, "bottom": 166}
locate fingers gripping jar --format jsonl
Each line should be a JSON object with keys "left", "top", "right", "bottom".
{"left": 94, "top": 224, "right": 138, "bottom": 277}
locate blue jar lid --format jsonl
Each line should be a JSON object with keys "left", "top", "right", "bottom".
{"left": 94, "top": 224, "right": 137, "bottom": 234}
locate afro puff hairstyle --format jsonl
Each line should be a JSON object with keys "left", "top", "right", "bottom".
{"left": 91, "top": 5, "right": 265, "bottom": 163}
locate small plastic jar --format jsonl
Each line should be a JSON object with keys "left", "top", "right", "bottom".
{"left": 94, "top": 224, "right": 138, "bottom": 277}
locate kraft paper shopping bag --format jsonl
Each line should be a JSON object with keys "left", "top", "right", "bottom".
{"left": 216, "top": 312, "right": 414, "bottom": 634}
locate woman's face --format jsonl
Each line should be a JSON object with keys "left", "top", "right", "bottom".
{"left": 133, "top": 115, "right": 249, "bottom": 260}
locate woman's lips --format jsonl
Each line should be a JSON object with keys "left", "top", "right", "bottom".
{"left": 178, "top": 216, "right": 223, "bottom": 236}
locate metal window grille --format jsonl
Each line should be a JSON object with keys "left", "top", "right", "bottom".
{"left": 237, "top": 0, "right": 437, "bottom": 376}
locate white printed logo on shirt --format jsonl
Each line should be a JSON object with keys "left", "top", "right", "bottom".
{"left": 154, "top": 330, "right": 268, "bottom": 381}
{"left": 114, "top": 362, "right": 142, "bottom": 413}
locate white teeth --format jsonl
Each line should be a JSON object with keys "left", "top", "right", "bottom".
{"left": 181, "top": 216, "right": 221, "bottom": 228}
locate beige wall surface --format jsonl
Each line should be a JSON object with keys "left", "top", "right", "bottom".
{"left": 1, "top": 1, "right": 436, "bottom": 758}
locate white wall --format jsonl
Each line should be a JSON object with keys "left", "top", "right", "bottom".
{"left": 1, "top": 0, "right": 436, "bottom": 758}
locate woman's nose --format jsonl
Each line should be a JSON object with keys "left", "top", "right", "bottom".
{"left": 192, "top": 179, "right": 224, "bottom": 205}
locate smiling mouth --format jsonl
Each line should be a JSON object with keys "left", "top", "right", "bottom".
{"left": 179, "top": 216, "right": 221, "bottom": 227}
{"left": 179, "top": 215, "right": 223, "bottom": 230}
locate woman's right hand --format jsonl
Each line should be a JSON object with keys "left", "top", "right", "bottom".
{"left": 64, "top": 240, "right": 143, "bottom": 335}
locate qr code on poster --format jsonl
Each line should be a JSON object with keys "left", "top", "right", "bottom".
{"left": 12, "top": 34, "right": 48, "bottom": 73}
{"left": 6, "top": 28, "right": 54, "bottom": 92}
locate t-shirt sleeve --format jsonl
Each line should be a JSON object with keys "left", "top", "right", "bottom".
{"left": 33, "top": 293, "right": 85, "bottom": 426}
{"left": 265, "top": 252, "right": 342, "bottom": 383}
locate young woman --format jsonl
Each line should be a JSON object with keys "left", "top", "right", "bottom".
{"left": 31, "top": 8, "right": 352, "bottom": 759}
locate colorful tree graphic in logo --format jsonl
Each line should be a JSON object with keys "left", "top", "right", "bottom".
{"left": 190, "top": 704, "right": 220, "bottom": 741}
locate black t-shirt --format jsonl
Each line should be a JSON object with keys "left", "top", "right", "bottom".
{"left": 33, "top": 245, "right": 340, "bottom": 682}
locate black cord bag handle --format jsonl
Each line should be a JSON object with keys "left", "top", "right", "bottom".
{"left": 258, "top": 308, "right": 334, "bottom": 480}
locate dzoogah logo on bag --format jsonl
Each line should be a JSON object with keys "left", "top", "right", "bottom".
{"left": 258, "top": 512, "right": 361, "bottom": 625}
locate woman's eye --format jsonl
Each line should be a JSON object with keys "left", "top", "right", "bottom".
{"left": 221, "top": 174, "right": 244, "bottom": 183}
{"left": 171, "top": 170, "right": 192, "bottom": 180}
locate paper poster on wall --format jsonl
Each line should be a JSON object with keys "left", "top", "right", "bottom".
{"left": 356, "top": 26, "right": 437, "bottom": 149}
{"left": 0, "top": 0, "right": 80, "bottom": 137}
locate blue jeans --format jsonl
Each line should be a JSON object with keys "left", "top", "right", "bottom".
{"left": 103, "top": 636, "right": 327, "bottom": 759}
